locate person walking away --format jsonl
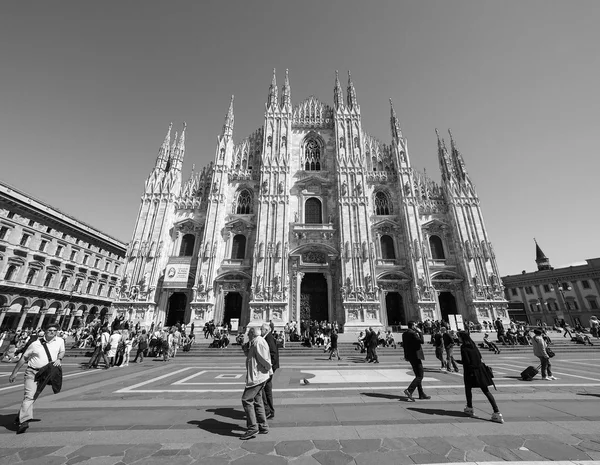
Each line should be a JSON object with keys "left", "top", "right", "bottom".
{"left": 532, "top": 329, "right": 555, "bottom": 380}
{"left": 88, "top": 326, "right": 110, "bottom": 369}
{"left": 561, "top": 321, "right": 573, "bottom": 339}
{"left": 367, "top": 327, "right": 379, "bottom": 363}
{"left": 402, "top": 321, "right": 430, "bottom": 402}
{"left": 455, "top": 331, "right": 503, "bottom": 423}
{"left": 494, "top": 317, "right": 507, "bottom": 345}
{"left": 240, "top": 327, "right": 272, "bottom": 440}
{"left": 172, "top": 327, "right": 181, "bottom": 359}
{"left": 107, "top": 330, "right": 121, "bottom": 367}
{"left": 132, "top": 330, "right": 148, "bottom": 363}
{"left": 121, "top": 332, "right": 133, "bottom": 366}
{"left": 9, "top": 324, "right": 65, "bottom": 434}
{"left": 260, "top": 323, "right": 279, "bottom": 420}
{"left": 441, "top": 327, "right": 459, "bottom": 372}
{"left": 432, "top": 329, "right": 446, "bottom": 370}
{"left": 590, "top": 316, "right": 599, "bottom": 338}
{"left": 328, "top": 329, "right": 341, "bottom": 361}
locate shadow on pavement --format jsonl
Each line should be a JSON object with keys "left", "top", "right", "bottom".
{"left": 577, "top": 392, "right": 600, "bottom": 398}
{"left": 206, "top": 408, "right": 246, "bottom": 420}
{"left": 407, "top": 407, "right": 470, "bottom": 418}
{"left": 188, "top": 419, "right": 243, "bottom": 437}
{"left": 0, "top": 414, "right": 20, "bottom": 432}
{"left": 361, "top": 392, "right": 403, "bottom": 400}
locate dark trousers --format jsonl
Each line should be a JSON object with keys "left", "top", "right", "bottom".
{"left": 465, "top": 377, "right": 499, "bottom": 413}
{"left": 89, "top": 346, "right": 109, "bottom": 368}
{"left": 132, "top": 347, "right": 145, "bottom": 362}
{"left": 261, "top": 374, "right": 275, "bottom": 416}
{"left": 407, "top": 358, "right": 425, "bottom": 396}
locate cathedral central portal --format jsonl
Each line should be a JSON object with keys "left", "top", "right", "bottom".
{"left": 299, "top": 273, "right": 329, "bottom": 322}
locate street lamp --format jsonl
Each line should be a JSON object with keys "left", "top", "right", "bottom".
{"left": 549, "top": 280, "right": 573, "bottom": 325}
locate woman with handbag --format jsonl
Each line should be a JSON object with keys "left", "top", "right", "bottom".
{"left": 456, "top": 331, "right": 503, "bottom": 423}
{"left": 533, "top": 329, "right": 556, "bottom": 380}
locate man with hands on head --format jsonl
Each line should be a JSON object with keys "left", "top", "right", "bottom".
{"left": 402, "top": 320, "right": 431, "bottom": 402}
{"left": 9, "top": 324, "right": 65, "bottom": 434}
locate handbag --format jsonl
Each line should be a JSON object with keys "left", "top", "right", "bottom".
{"left": 546, "top": 347, "right": 555, "bottom": 358}
{"left": 482, "top": 363, "right": 494, "bottom": 378}
{"left": 103, "top": 343, "right": 111, "bottom": 354}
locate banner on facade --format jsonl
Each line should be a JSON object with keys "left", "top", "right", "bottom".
{"left": 454, "top": 314, "right": 464, "bottom": 331}
{"left": 230, "top": 318, "right": 239, "bottom": 332}
{"left": 163, "top": 263, "right": 191, "bottom": 288}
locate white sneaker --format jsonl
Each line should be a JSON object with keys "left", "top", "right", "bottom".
{"left": 542, "top": 376, "right": 550, "bottom": 380}
{"left": 464, "top": 406, "right": 474, "bottom": 417}
{"left": 491, "top": 412, "right": 504, "bottom": 424}
{"left": 548, "top": 375, "right": 557, "bottom": 380}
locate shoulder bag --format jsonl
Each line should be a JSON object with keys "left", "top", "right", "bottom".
{"left": 546, "top": 347, "right": 555, "bottom": 358}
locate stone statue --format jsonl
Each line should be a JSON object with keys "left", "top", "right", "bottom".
{"left": 355, "top": 182, "right": 362, "bottom": 195}
{"left": 341, "top": 181, "right": 347, "bottom": 196}
{"left": 362, "top": 241, "right": 368, "bottom": 259}
{"left": 262, "top": 181, "right": 268, "bottom": 194}
{"left": 365, "top": 274, "right": 372, "bottom": 291}
{"left": 157, "top": 240, "right": 164, "bottom": 256}
{"left": 278, "top": 182, "right": 284, "bottom": 194}
{"left": 276, "top": 241, "right": 281, "bottom": 258}
{"left": 294, "top": 211, "right": 298, "bottom": 222}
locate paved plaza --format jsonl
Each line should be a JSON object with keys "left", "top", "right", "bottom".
{"left": 1, "top": 350, "right": 600, "bottom": 465}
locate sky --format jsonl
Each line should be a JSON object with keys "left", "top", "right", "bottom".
{"left": 1, "top": 0, "right": 598, "bottom": 276}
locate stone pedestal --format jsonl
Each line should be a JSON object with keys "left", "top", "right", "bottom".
{"left": 342, "top": 302, "right": 383, "bottom": 333}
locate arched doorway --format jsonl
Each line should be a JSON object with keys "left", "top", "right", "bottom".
{"left": 300, "top": 273, "right": 328, "bottom": 322}
{"left": 223, "top": 292, "right": 242, "bottom": 326}
{"left": 166, "top": 293, "right": 187, "bottom": 327}
{"left": 385, "top": 292, "right": 405, "bottom": 327}
{"left": 439, "top": 291, "right": 458, "bottom": 323}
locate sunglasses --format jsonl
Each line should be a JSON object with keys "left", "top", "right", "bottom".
{"left": 46, "top": 329, "right": 58, "bottom": 333}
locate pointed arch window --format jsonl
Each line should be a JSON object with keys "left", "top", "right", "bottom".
{"left": 429, "top": 235, "right": 445, "bottom": 260}
{"left": 179, "top": 234, "right": 195, "bottom": 256}
{"left": 380, "top": 235, "right": 396, "bottom": 260}
{"left": 305, "top": 198, "right": 322, "bottom": 224}
{"left": 231, "top": 234, "right": 246, "bottom": 259}
{"left": 236, "top": 190, "right": 253, "bottom": 214}
{"left": 374, "top": 191, "right": 392, "bottom": 215}
{"left": 304, "top": 139, "right": 321, "bottom": 171}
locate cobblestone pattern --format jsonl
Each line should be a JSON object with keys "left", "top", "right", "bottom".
{"left": 0, "top": 434, "right": 599, "bottom": 464}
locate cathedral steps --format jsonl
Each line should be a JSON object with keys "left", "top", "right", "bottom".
{"left": 64, "top": 338, "right": 600, "bottom": 358}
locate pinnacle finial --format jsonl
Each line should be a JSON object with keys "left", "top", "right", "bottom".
{"left": 222, "top": 95, "right": 235, "bottom": 137}
{"left": 334, "top": 70, "right": 344, "bottom": 110}
{"left": 347, "top": 70, "right": 357, "bottom": 109}
{"left": 281, "top": 68, "right": 291, "bottom": 108}
{"left": 267, "top": 69, "right": 278, "bottom": 109}
{"left": 389, "top": 98, "right": 403, "bottom": 141}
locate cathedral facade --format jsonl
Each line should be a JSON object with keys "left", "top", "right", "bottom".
{"left": 112, "top": 70, "right": 508, "bottom": 332}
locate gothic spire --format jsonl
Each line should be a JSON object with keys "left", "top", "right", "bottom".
{"left": 448, "top": 129, "right": 468, "bottom": 181}
{"left": 155, "top": 122, "right": 173, "bottom": 170}
{"left": 389, "top": 99, "right": 403, "bottom": 141}
{"left": 177, "top": 122, "right": 186, "bottom": 152}
{"left": 267, "top": 68, "right": 278, "bottom": 110}
{"left": 333, "top": 70, "right": 344, "bottom": 110}
{"left": 280, "top": 68, "right": 291, "bottom": 109}
{"left": 347, "top": 71, "right": 357, "bottom": 109}
{"left": 222, "top": 95, "right": 234, "bottom": 138}
{"left": 436, "top": 128, "right": 452, "bottom": 181}
{"left": 534, "top": 238, "right": 552, "bottom": 271}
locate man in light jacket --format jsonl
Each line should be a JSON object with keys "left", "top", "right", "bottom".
{"left": 240, "top": 326, "right": 272, "bottom": 440}
{"left": 532, "top": 329, "right": 555, "bottom": 380}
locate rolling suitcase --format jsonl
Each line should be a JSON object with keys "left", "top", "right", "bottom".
{"left": 521, "top": 364, "right": 542, "bottom": 381}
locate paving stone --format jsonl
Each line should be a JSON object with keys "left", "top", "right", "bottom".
{"left": 512, "top": 448, "right": 547, "bottom": 461}
{"left": 231, "top": 454, "right": 287, "bottom": 465}
{"left": 190, "top": 458, "right": 230, "bottom": 465}
{"left": 381, "top": 438, "right": 417, "bottom": 451}
{"left": 66, "top": 456, "right": 89, "bottom": 465}
{"left": 354, "top": 451, "right": 413, "bottom": 465}
{"left": 20, "top": 457, "right": 68, "bottom": 465}
{"left": 409, "top": 453, "right": 451, "bottom": 463}
{"left": 443, "top": 436, "right": 487, "bottom": 451}
{"left": 0, "top": 454, "right": 22, "bottom": 465}
{"left": 70, "top": 445, "right": 129, "bottom": 458}
{"left": 525, "top": 439, "right": 592, "bottom": 461}
{"left": 575, "top": 441, "right": 600, "bottom": 453}
{"left": 0, "top": 449, "right": 21, "bottom": 459}
{"left": 240, "top": 441, "right": 276, "bottom": 455}
{"left": 288, "top": 456, "right": 322, "bottom": 465}
{"left": 275, "top": 440, "right": 314, "bottom": 457}
{"left": 446, "top": 448, "right": 466, "bottom": 462}
{"left": 478, "top": 434, "right": 524, "bottom": 449}
{"left": 189, "top": 443, "right": 228, "bottom": 459}
{"left": 483, "top": 445, "right": 522, "bottom": 461}
{"left": 589, "top": 451, "right": 600, "bottom": 460}
{"left": 122, "top": 444, "right": 162, "bottom": 464}
{"left": 126, "top": 457, "right": 193, "bottom": 465}
{"left": 414, "top": 437, "right": 452, "bottom": 456}
{"left": 339, "top": 439, "right": 381, "bottom": 454}
{"left": 19, "top": 447, "right": 64, "bottom": 461}
{"left": 78, "top": 458, "right": 121, "bottom": 465}
{"left": 312, "top": 440, "right": 340, "bottom": 451}
{"left": 574, "top": 434, "right": 600, "bottom": 444}
{"left": 214, "top": 448, "right": 248, "bottom": 461}
{"left": 152, "top": 450, "right": 180, "bottom": 456}
{"left": 51, "top": 447, "right": 83, "bottom": 458}
{"left": 465, "top": 450, "right": 505, "bottom": 462}
{"left": 311, "top": 450, "right": 354, "bottom": 465}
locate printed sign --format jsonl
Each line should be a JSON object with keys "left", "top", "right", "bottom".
{"left": 230, "top": 318, "right": 239, "bottom": 332}
{"left": 163, "top": 264, "right": 190, "bottom": 288}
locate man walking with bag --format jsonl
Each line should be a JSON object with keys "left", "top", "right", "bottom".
{"left": 402, "top": 321, "right": 430, "bottom": 402}
{"left": 9, "top": 324, "right": 65, "bottom": 434}
{"left": 240, "top": 326, "right": 272, "bottom": 440}
{"left": 533, "top": 329, "right": 556, "bottom": 380}
{"left": 260, "top": 323, "right": 279, "bottom": 420}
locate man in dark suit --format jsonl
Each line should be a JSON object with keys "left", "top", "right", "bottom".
{"left": 402, "top": 320, "right": 431, "bottom": 402}
{"left": 260, "top": 323, "right": 279, "bottom": 419}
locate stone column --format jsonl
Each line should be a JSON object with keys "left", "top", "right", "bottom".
{"left": 16, "top": 307, "right": 29, "bottom": 330}
{"left": 36, "top": 310, "right": 47, "bottom": 329}
{"left": 0, "top": 307, "right": 9, "bottom": 328}
{"left": 66, "top": 312, "right": 76, "bottom": 331}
